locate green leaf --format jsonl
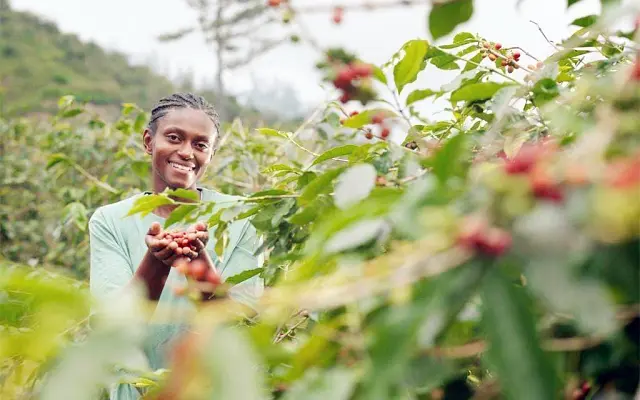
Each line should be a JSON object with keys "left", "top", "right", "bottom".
{"left": 166, "top": 188, "right": 199, "bottom": 201}
{"left": 393, "top": 39, "right": 429, "bottom": 93}
{"left": 57, "top": 95, "right": 75, "bottom": 109}
{"left": 481, "top": 267, "right": 558, "bottom": 400}
{"left": 342, "top": 108, "right": 397, "bottom": 129}
{"left": 126, "top": 195, "right": 174, "bottom": 217}
{"left": 450, "top": 82, "right": 516, "bottom": 102}
{"left": 261, "top": 164, "right": 301, "bottom": 175}
{"left": 282, "top": 367, "right": 355, "bottom": 400}
{"left": 310, "top": 145, "right": 359, "bottom": 167}
{"left": 372, "top": 65, "right": 388, "bottom": 85}
{"left": 131, "top": 161, "right": 150, "bottom": 179}
{"left": 225, "top": 268, "right": 263, "bottom": 285}
{"left": 463, "top": 51, "right": 483, "bottom": 72}
{"left": 453, "top": 31, "right": 475, "bottom": 43}
{"left": 430, "top": 52, "right": 459, "bottom": 70}
{"left": 428, "top": 0, "right": 474, "bottom": 40}
{"left": 256, "top": 128, "right": 289, "bottom": 138}
{"left": 567, "top": 0, "right": 583, "bottom": 6}
{"left": 204, "top": 326, "right": 267, "bottom": 399}
{"left": 406, "top": 89, "right": 439, "bottom": 105}
{"left": 532, "top": 78, "right": 559, "bottom": 106}
{"left": 299, "top": 167, "right": 346, "bottom": 206}
{"left": 61, "top": 108, "right": 83, "bottom": 118}
{"left": 324, "top": 218, "right": 386, "bottom": 254}
{"left": 133, "top": 112, "right": 147, "bottom": 132}
{"left": 431, "top": 133, "right": 469, "bottom": 184}
{"left": 333, "top": 163, "right": 377, "bottom": 209}
{"left": 46, "top": 153, "right": 70, "bottom": 170}
{"left": 164, "top": 204, "right": 197, "bottom": 228}
{"left": 571, "top": 14, "right": 597, "bottom": 28}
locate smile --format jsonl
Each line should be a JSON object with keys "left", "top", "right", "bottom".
{"left": 169, "top": 161, "right": 195, "bottom": 172}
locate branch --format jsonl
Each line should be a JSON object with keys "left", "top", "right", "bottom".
{"left": 529, "top": 20, "right": 560, "bottom": 51}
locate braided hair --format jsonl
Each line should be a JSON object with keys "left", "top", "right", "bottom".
{"left": 147, "top": 92, "right": 221, "bottom": 150}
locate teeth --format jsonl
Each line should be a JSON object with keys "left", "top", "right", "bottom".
{"left": 170, "top": 162, "right": 192, "bottom": 172}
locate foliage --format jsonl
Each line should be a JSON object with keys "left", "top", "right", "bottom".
{"left": 1, "top": 0, "right": 640, "bottom": 399}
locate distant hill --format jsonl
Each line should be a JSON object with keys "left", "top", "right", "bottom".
{"left": 0, "top": 2, "right": 259, "bottom": 120}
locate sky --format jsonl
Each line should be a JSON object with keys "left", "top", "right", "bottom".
{"left": 9, "top": 0, "right": 635, "bottom": 113}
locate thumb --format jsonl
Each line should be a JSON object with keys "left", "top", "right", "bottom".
{"left": 148, "top": 222, "right": 162, "bottom": 236}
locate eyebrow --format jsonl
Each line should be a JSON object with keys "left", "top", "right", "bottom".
{"left": 164, "top": 126, "right": 213, "bottom": 141}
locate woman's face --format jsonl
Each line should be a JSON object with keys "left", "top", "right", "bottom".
{"left": 143, "top": 108, "right": 218, "bottom": 191}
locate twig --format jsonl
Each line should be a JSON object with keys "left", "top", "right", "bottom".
{"left": 529, "top": 20, "right": 560, "bottom": 51}
{"left": 435, "top": 46, "right": 523, "bottom": 85}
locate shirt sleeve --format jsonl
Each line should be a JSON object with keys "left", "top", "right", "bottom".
{"left": 89, "top": 208, "right": 134, "bottom": 303}
{"left": 223, "top": 219, "right": 265, "bottom": 311}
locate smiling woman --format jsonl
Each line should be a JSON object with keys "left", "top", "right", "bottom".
{"left": 88, "top": 93, "right": 264, "bottom": 400}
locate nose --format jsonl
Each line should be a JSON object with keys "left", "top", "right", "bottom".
{"left": 176, "top": 143, "right": 194, "bottom": 160}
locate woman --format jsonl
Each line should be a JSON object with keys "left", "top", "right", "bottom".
{"left": 88, "top": 93, "right": 263, "bottom": 399}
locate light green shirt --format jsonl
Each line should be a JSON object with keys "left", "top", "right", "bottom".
{"left": 88, "top": 187, "right": 263, "bottom": 399}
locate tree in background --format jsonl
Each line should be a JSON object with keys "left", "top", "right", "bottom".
{"left": 159, "top": 0, "right": 289, "bottom": 120}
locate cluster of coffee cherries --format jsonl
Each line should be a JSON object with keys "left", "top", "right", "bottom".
{"left": 153, "top": 224, "right": 222, "bottom": 294}
{"left": 500, "top": 141, "right": 565, "bottom": 203}
{"left": 480, "top": 42, "right": 523, "bottom": 74}
{"left": 318, "top": 49, "right": 377, "bottom": 104}
{"left": 267, "top": 0, "right": 285, "bottom": 7}
{"left": 456, "top": 216, "right": 512, "bottom": 257}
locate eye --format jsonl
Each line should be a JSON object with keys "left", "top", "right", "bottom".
{"left": 167, "top": 134, "right": 181, "bottom": 142}
{"left": 196, "top": 142, "right": 209, "bottom": 150}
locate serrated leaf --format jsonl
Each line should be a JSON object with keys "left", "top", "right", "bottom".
{"left": 299, "top": 167, "right": 346, "bottom": 206}
{"left": 406, "top": 89, "right": 439, "bottom": 105}
{"left": 481, "top": 267, "right": 558, "bottom": 400}
{"left": 393, "top": 39, "right": 429, "bottom": 93}
{"left": 310, "top": 145, "right": 358, "bottom": 167}
{"left": 225, "top": 268, "right": 262, "bottom": 285}
{"left": 450, "top": 82, "right": 516, "bottom": 102}
{"left": 164, "top": 204, "right": 197, "bottom": 228}
{"left": 428, "top": 0, "right": 474, "bottom": 40}
{"left": 126, "top": 195, "right": 174, "bottom": 217}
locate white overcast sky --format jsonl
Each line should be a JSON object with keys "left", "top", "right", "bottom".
{"left": 9, "top": 0, "right": 637, "bottom": 111}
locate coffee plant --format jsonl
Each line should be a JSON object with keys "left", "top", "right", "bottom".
{"left": 1, "top": 0, "right": 639, "bottom": 399}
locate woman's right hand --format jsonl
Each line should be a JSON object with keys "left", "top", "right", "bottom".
{"left": 145, "top": 222, "right": 198, "bottom": 266}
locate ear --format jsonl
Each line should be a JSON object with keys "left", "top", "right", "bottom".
{"left": 142, "top": 129, "right": 154, "bottom": 155}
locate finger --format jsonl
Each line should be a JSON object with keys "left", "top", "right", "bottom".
{"left": 195, "top": 221, "right": 208, "bottom": 231}
{"left": 195, "top": 231, "right": 208, "bottom": 243}
{"left": 148, "top": 238, "right": 169, "bottom": 252}
{"left": 148, "top": 222, "right": 162, "bottom": 236}
{"left": 154, "top": 241, "right": 178, "bottom": 260}
{"left": 191, "top": 238, "right": 206, "bottom": 252}
{"left": 186, "top": 233, "right": 197, "bottom": 242}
